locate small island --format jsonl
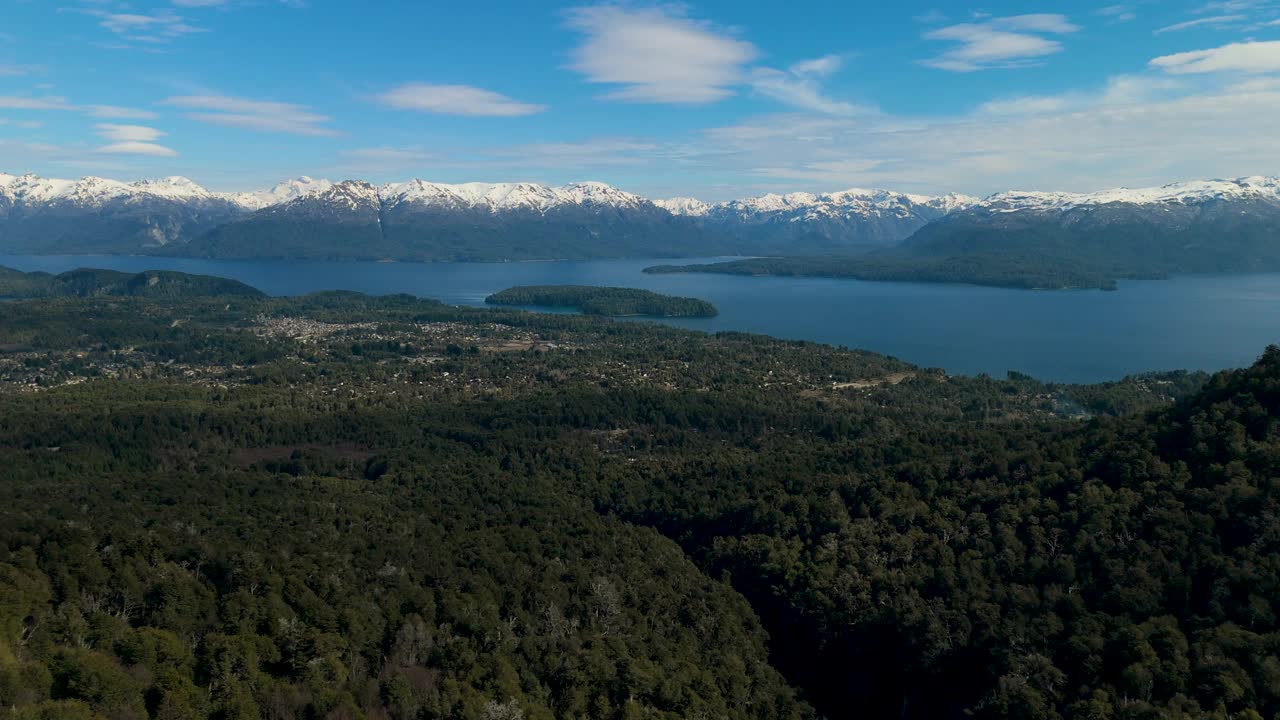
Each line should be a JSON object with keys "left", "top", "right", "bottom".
{"left": 485, "top": 285, "right": 718, "bottom": 317}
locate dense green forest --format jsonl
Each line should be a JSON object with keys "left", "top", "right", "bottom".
{"left": 485, "top": 286, "right": 718, "bottom": 317}
{"left": 644, "top": 255, "right": 1135, "bottom": 290}
{"left": 2, "top": 275, "right": 1276, "bottom": 720}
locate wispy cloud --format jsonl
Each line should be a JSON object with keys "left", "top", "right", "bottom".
{"left": 0, "top": 96, "right": 76, "bottom": 111}
{"left": 1096, "top": 4, "right": 1137, "bottom": 22}
{"left": 164, "top": 94, "right": 338, "bottom": 136}
{"left": 0, "top": 64, "right": 40, "bottom": 77}
{"left": 1154, "top": 14, "right": 1247, "bottom": 33}
{"left": 85, "top": 105, "right": 159, "bottom": 120}
{"left": 335, "top": 146, "right": 432, "bottom": 172}
{"left": 687, "top": 70, "right": 1280, "bottom": 197}
{"left": 1150, "top": 40, "right": 1280, "bottom": 73}
{"left": 0, "top": 95, "right": 160, "bottom": 123}
{"left": 341, "top": 147, "right": 431, "bottom": 163}
{"left": 564, "top": 4, "right": 758, "bottom": 104}
{"left": 923, "top": 15, "right": 1080, "bottom": 72}
{"left": 374, "top": 83, "right": 545, "bottom": 117}
{"left": 85, "top": 9, "right": 204, "bottom": 44}
{"left": 749, "top": 55, "right": 866, "bottom": 116}
{"left": 95, "top": 124, "right": 178, "bottom": 157}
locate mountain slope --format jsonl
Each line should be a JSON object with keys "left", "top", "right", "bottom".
{"left": 900, "top": 176, "right": 1280, "bottom": 274}
{"left": 662, "top": 189, "right": 979, "bottom": 251}
{"left": 4, "top": 171, "right": 1279, "bottom": 268}
{"left": 0, "top": 173, "right": 248, "bottom": 253}
{"left": 193, "top": 180, "right": 730, "bottom": 262}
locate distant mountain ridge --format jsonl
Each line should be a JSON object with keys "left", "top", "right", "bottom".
{"left": 902, "top": 175, "right": 1280, "bottom": 276}
{"left": 2, "top": 171, "right": 1278, "bottom": 265}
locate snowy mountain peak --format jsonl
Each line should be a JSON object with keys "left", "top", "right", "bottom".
{"left": 227, "top": 176, "right": 335, "bottom": 210}
{"left": 130, "top": 176, "right": 213, "bottom": 200}
{"left": 655, "top": 197, "right": 711, "bottom": 217}
{"left": 558, "top": 181, "right": 645, "bottom": 208}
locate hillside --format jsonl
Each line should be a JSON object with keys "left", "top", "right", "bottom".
{"left": 0, "top": 265, "right": 265, "bottom": 299}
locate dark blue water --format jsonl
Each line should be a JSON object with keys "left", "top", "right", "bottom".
{"left": 2, "top": 254, "right": 1277, "bottom": 383}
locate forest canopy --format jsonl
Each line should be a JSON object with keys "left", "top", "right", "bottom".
{"left": 0, "top": 274, "right": 1274, "bottom": 720}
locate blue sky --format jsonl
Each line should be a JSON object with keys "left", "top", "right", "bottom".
{"left": 3, "top": 0, "right": 1280, "bottom": 200}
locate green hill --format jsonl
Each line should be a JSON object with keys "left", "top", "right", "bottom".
{"left": 0, "top": 266, "right": 265, "bottom": 299}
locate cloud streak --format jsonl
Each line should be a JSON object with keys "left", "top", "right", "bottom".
{"left": 85, "top": 9, "right": 204, "bottom": 45}
{"left": 1154, "top": 15, "right": 1247, "bottom": 34}
{"left": 0, "top": 96, "right": 75, "bottom": 111}
{"left": 923, "top": 15, "right": 1080, "bottom": 72}
{"left": 1150, "top": 40, "right": 1280, "bottom": 74}
{"left": 374, "top": 84, "right": 545, "bottom": 117}
{"left": 164, "top": 94, "right": 338, "bottom": 136}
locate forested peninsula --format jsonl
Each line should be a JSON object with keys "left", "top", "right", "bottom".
{"left": 645, "top": 255, "right": 1130, "bottom": 291}
{"left": 485, "top": 285, "right": 718, "bottom": 317}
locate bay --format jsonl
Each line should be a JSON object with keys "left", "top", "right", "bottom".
{"left": 2, "top": 253, "right": 1277, "bottom": 383}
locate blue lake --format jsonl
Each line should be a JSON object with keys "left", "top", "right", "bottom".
{"left": 2, "top": 254, "right": 1278, "bottom": 384}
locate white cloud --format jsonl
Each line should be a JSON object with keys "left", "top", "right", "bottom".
{"left": 85, "top": 105, "right": 159, "bottom": 120}
{"left": 564, "top": 4, "right": 758, "bottom": 104}
{"left": 87, "top": 10, "right": 204, "bottom": 43}
{"left": 93, "top": 124, "right": 177, "bottom": 157}
{"left": 374, "top": 83, "right": 545, "bottom": 117}
{"left": 98, "top": 141, "right": 178, "bottom": 157}
{"left": 1096, "top": 5, "right": 1137, "bottom": 22}
{"left": 95, "top": 124, "right": 165, "bottom": 142}
{"left": 1150, "top": 40, "right": 1280, "bottom": 74}
{"left": 790, "top": 55, "right": 843, "bottom": 77}
{"left": 1154, "top": 15, "right": 1247, "bottom": 33}
{"left": 164, "top": 94, "right": 337, "bottom": 136}
{"left": 923, "top": 14, "right": 1079, "bottom": 72}
{"left": 749, "top": 56, "right": 866, "bottom": 116}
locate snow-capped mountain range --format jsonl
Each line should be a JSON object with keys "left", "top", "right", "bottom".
{"left": 975, "top": 176, "right": 1280, "bottom": 214}
{"left": 7, "top": 170, "right": 1278, "bottom": 220}
{"left": 1, "top": 171, "right": 1278, "bottom": 262}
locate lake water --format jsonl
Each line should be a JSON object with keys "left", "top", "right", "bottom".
{"left": 2, "top": 253, "right": 1278, "bottom": 384}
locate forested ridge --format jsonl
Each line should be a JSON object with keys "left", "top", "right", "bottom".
{"left": 0, "top": 281, "right": 1274, "bottom": 720}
